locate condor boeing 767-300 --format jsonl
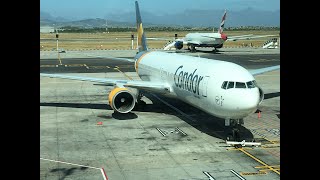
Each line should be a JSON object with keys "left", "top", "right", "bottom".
{"left": 40, "top": 1, "right": 279, "bottom": 139}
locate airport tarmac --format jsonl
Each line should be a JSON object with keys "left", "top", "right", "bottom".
{"left": 40, "top": 49, "right": 280, "bottom": 179}
{"left": 40, "top": 47, "right": 280, "bottom": 59}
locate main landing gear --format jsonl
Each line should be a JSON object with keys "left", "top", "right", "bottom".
{"left": 189, "top": 45, "right": 196, "bottom": 52}
{"left": 134, "top": 92, "right": 147, "bottom": 110}
{"left": 212, "top": 48, "right": 217, "bottom": 53}
{"left": 225, "top": 118, "right": 244, "bottom": 142}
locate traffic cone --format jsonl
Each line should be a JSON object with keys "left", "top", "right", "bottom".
{"left": 258, "top": 111, "right": 261, "bottom": 119}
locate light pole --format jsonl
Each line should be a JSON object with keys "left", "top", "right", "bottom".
{"left": 131, "top": 34, "right": 134, "bottom": 49}
{"left": 56, "top": 29, "right": 62, "bottom": 65}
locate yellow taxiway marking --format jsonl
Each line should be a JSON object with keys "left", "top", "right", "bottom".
{"left": 227, "top": 147, "right": 253, "bottom": 151}
{"left": 113, "top": 68, "right": 134, "bottom": 80}
{"left": 263, "top": 137, "right": 277, "bottom": 144}
{"left": 64, "top": 64, "right": 86, "bottom": 67}
{"left": 240, "top": 171, "right": 267, "bottom": 176}
{"left": 237, "top": 148, "right": 280, "bottom": 175}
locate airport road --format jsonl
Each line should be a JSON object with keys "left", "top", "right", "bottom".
{"left": 40, "top": 51, "right": 280, "bottom": 179}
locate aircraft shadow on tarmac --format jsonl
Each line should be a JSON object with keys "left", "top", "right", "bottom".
{"left": 50, "top": 166, "right": 88, "bottom": 180}
{"left": 175, "top": 49, "right": 222, "bottom": 54}
{"left": 258, "top": 91, "right": 280, "bottom": 119}
{"left": 264, "top": 92, "right": 280, "bottom": 99}
{"left": 40, "top": 91, "right": 280, "bottom": 140}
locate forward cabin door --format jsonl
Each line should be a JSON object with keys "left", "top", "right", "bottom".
{"left": 201, "top": 76, "right": 210, "bottom": 97}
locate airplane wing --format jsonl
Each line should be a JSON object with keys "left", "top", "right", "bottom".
{"left": 249, "top": 65, "right": 280, "bottom": 76}
{"left": 227, "top": 35, "right": 277, "bottom": 41}
{"left": 40, "top": 73, "right": 171, "bottom": 94}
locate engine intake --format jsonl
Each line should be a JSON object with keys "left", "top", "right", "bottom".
{"left": 108, "top": 88, "right": 136, "bottom": 113}
{"left": 174, "top": 41, "right": 183, "bottom": 50}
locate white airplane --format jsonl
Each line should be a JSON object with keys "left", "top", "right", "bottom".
{"left": 40, "top": 1, "right": 280, "bottom": 138}
{"left": 162, "top": 10, "right": 277, "bottom": 52}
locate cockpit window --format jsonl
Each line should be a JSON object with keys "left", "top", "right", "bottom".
{"left": 235, "top": 82, "right": 246, "bottom": 88}
{"left": 253, "top": 80, "right": 258, "bottom": 86}
{"left": 221, "top": 81, "right": 228, "bottom": 89}
{"left": 227, "top": 81, "right": 234, "bottom": 89}
{"left": 246, "top": 81, "right": 255, "bottom": 88}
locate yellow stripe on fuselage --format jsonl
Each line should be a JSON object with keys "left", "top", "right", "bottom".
{"left": 135, "top": 51, "right": 151, "bottom": 75}
{"left": 138, "top": 23, "right": 143, "bottom": 49}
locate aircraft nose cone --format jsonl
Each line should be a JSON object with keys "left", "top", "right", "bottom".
{"left": 241, "top": 90, "right": 260, "bottom": 113}
{"left": 221, "top": 33, "right": 227, "bottom": 41}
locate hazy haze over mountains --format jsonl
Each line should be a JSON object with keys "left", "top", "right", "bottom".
{"left": 40, "top": 8, "right": 279, "bottom": 27}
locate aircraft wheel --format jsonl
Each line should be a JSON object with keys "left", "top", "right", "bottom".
{"left": 190, "top": 45, "right": 196, "bottom": 52}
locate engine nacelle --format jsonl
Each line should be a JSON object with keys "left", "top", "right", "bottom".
{"left": 174, "top": 41, "right": 183, "bottom": 50}
{"left": 108, "top": 88, "right": 136, "bottom": 113}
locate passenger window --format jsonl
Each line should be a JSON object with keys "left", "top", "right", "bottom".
{"left": 236, "top": 82, "right": 246, "bottom": 88}
{"left": 221, "top": 81, "right": 228, "bottom": 89}
{"left": 246, "top": 81, "right": 255, "bottom": 88}
{"left": 227, "top": 81, "right": 234, "bottom": 89}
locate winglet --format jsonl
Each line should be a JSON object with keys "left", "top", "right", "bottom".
{"left": 135, "top": 1, "right": 148, "bottom": 52}
{"left": 218, "top": 10, "right": 227, "bottom": 34}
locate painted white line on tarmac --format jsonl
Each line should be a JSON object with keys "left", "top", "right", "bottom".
{"left": 100, "top": 168, "right": 109, "bottom": 180}
{"left": 40, "top": 157, "right": 100, "bottom": 170}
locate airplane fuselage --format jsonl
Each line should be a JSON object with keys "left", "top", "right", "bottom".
{"left": 135, "top": 51, "right": 262, "bottom": 119}
{"left": 185, "top": 33, "right": 227, "bottom": 48}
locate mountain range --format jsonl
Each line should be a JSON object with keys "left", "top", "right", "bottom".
{"left": 40, "top": 8, "right": 279, "bottom": 28}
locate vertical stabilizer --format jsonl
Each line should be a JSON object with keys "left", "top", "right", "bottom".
{"left": 135, "top": 1, "right": 148, "bottom": 52}
{"left": 218, "top": 10, "right": 227, "bottom": 34}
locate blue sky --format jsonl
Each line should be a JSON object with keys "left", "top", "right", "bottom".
{"left": 40, "top": 0, "right": 280, "bottom": 20}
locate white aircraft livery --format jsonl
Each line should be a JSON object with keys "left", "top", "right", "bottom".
{"left": 163, "top": 10, "right": 277, "bottom": 52}
{"left": 40, "top": 1, "right": 280, "bottom": 129}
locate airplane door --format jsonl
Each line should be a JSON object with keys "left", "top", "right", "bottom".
{"left": 201, "top": 76, "right": 210, "bottom": 97}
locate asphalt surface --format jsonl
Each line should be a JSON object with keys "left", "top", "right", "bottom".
{"left": 40, "top": 50, "right": 280, "bottom": 179}
{"left": 40, "top": 53, "right": 279, "bottom": 73}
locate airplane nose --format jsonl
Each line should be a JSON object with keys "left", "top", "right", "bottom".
{"left": 221, "top": 33, "right": 227, "bottom": 41}
{"left": 239, "top": 88, "right": 261, "bottom": 113}
{"left": 258, "top": 86, "right": 264, "bottom": 105}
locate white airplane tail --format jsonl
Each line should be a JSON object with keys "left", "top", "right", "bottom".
{"left": 218, "top": 10, "right": 227, "bottom": 34}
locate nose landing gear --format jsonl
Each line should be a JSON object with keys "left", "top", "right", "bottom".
{"left": 225, "top": 118, "right": 244, "bottom": 142}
